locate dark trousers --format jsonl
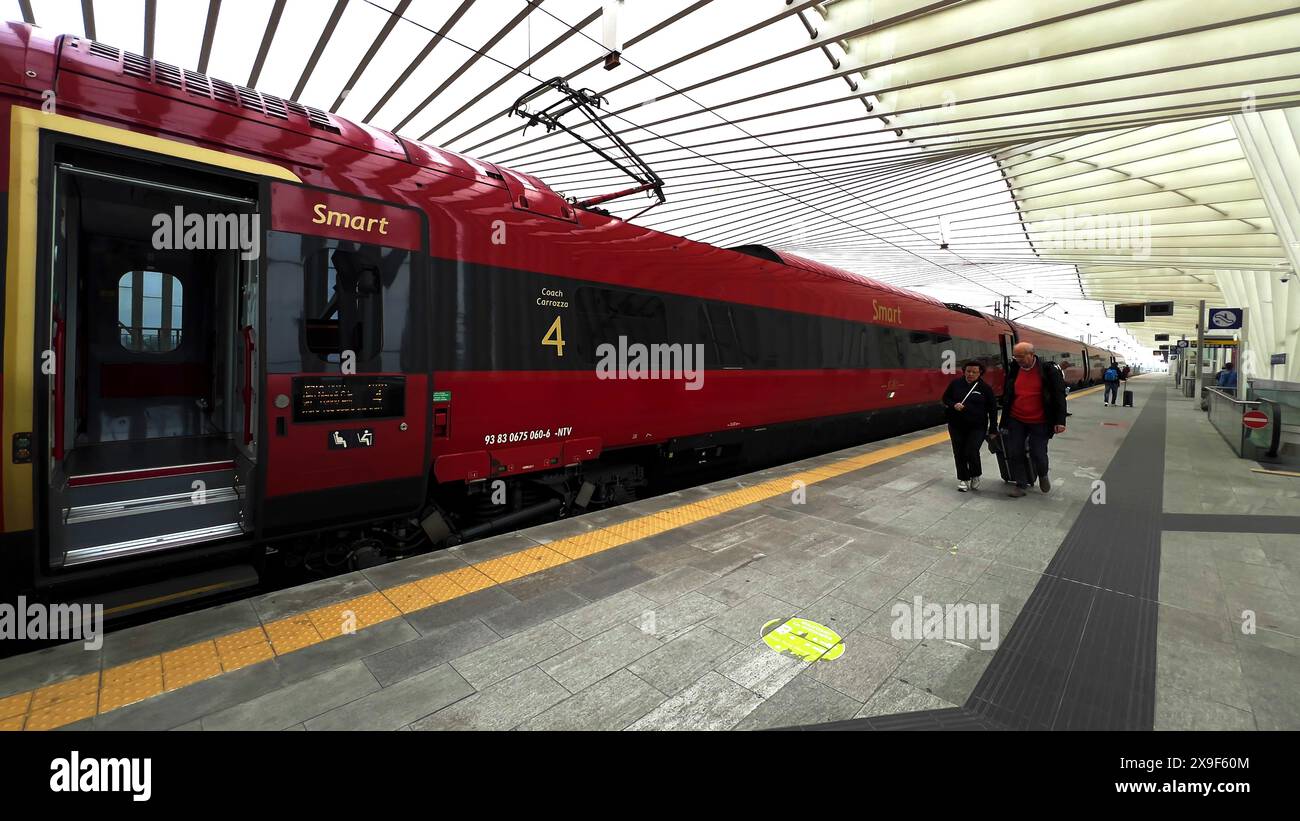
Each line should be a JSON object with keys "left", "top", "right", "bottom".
{"left": 947, "top": 424, "right": 985, "bottom": 481}
{"left": 1005, "top": 417, "right": 1050, "bottom": 487}
{"left": 1104, "top": 382, "right": 1119, "bottom": 404}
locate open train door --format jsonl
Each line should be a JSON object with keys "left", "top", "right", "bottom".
{"left": 995, "top": 328, "right": 1017, "bottom": 393}
{"left": 256, "top": 183, "right": 432, "bottom": 540}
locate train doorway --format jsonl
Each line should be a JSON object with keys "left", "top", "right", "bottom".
{"left": 39, "top": 147, "right": 260, "bottom": 571}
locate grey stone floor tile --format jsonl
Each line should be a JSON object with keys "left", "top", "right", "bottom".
{"left": 1158, "top": 604, "right": 1235, "bottom": 649}
{"left": 808, "top": 631, "right": 904, "bottom": 702}
{"left": 796, "top": 595, "right": 870, "bottom": 638}
{"left": 363, "top": 618, "right": 501, "bottom": 686}
{"left": 568, "top": 561, "right": 658, "bottom": 601}
{"left": 630, "top": 566, "right": 718, "bottom": 605}
{"left": 519, "top": 669, "right": 667, "bottom": 731}
{"left": 627, "top": 625, "right": 744, "bottom": 696}
{"left": 893, "top": 638, "right": 993, "bottom": 706}
{"left": 306, "top": 663, "right": 475, "bottom": 731}
{"left": 450, "top": 620, "right": 580, "bottom": 690}
{"left": 170, "top": 720, "right": 203, "bottom": 731}
{"left": 404, "top": 586, "right": 519, "bottom": 635}
{"left": 411, "top": 666, "right": 569, "bottom": 731}
{"left": 1154, "top": 685, "right": 1257, "bottom": 730}
{"left": 626, "top": 671, "right": 763, "bottom": 730}
{"left": 759, "top": 565, "right": 844, "bottom": 608}
{"left": 854, "top": 677, "right": 957, "bottom": 718}
{"left": 870, "top": 545, "right": 943, "bottom": 584}
{"left": 684, "top": 544, "right": 770, "bottom": 576}
{"left": 899, "top": 572, "right": 975, "bottom": 606}
{"left": 481, "top": 588, "right": 590, "bottom": 638}
{"left": 249, "top": 571, "right": 377, "bottom": 622}
{"left": 202, "top": 661, "right": 380, "bottom": 730}
{"left": 1157, "top": 632, "right": 1252, "bottom": 712}
{"left": 696, "top": 566, "right": 780, "bottom": 607}
{"left": 832, "top": 569, "right": 909, "bottom": 612}
{"left": 1235, "top": 641, "right": 1300, "bottom": 730}
{"left": 634, "top": 591, "right": 729, "bottom": 640}
{"left": 575, "top": 541, "right": 659, "bottom": 575}
{"left": 501, "top": 562, "right": 596, "bottom": 602}
{"left": 705, "top": 592, "right": 799, "bottom": 644}
{"left": 635, "top": 543, "right": 713, "bottom": 575}
{"left": 735, "top": 675, "right": 862, "bottom": 730}
{"left": 554, "top": 589, "right": 656, "bottom": 640}
{"left": 539, "top": 623, "right": 662, "bottom": 693}
{"left": 806, "top": 542, "right": 878, "bottom": 580}
{"left": 275, "top": 618, "right": 419, "bottom": 685}
{"left": 715, "top": 643, "right": 808, "bottom": 698}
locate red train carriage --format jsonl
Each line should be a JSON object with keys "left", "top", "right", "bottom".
{"left": 0, "top": 25, "right": 1116, "bottom": 613}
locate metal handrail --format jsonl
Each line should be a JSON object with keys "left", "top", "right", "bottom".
{"left": 1204, "top": 387, "right": 1259, "bottom": 407}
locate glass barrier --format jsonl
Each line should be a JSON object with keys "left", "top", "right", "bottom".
{"left": 1205, "top": 387, "right": 1270, "bottom": 459}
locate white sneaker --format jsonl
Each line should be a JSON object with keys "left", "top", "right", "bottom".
{"left": 969, "top": 477, "right": 981, "bottom": 490}
{"left": 957, "top": 480, "right": 969, "bottom": 492}
{"left": 1104, "top": 402, "right": 1109, "bottom": 406}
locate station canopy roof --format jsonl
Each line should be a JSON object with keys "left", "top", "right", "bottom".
{"left": 11, "top": 0, "right": 1300, "bottom": 358}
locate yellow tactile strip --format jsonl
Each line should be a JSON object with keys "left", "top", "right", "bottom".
{"left": 1, "top": 387, "right": 1103, "bottom": 731}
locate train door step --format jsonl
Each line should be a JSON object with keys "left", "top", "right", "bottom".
{"left": 59, "top": 466, "right": 246, "bottom": 568}
{"left": 98, "top": 563, "right": 260, "bottom": 622}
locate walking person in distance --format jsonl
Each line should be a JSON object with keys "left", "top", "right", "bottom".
{"left": 1102, "top": 360, "right": 1122, "bottom": 406}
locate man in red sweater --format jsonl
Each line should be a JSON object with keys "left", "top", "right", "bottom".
{"left": 999, "top": 342, "right": 1068, "bottom": 497}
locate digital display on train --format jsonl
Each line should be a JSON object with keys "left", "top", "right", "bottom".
{"left": 292, "top": 377, "right": 405, "bottom": 423}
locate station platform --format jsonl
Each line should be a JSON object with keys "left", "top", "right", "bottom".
{"left": 1, "top": 376, "right": 1296, "bottom": 731}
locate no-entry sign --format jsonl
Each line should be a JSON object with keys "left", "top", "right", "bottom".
{"left": 1243, "top": 410, "right": 1269, "bottom": 430}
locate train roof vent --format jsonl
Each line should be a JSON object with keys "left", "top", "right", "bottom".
{"left": 78, "top": 38, "right": 341, "bottom": 134}
{"left": 944, "top": 302, "right": 987, "bottom": 319}
{"left": 726, "top": 244, "right": 785, "bottom": 263}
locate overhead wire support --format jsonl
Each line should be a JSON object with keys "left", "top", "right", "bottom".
{"left": 509, "top": 77, "right": 666, "bottom": 215}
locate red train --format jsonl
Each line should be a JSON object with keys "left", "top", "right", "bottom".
{"left": 0, "top": 25, "right": 1116, "bottom": 613}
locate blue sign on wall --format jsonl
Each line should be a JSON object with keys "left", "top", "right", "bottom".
{"left": 1207, "top": 307, "right": 1243, "bottom": 330}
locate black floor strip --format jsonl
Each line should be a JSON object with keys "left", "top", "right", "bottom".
{"left": 1163, "top": 513, "right": 1300, "bottom": 534}
{"left": 778, "top": 706, "right": 1002, "bottom": 731}
{"left": 963, "top": 385, "right": 1168, "bottom": 729}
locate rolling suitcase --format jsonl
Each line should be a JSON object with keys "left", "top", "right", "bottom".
{"left": 1123, "top": 389, "right": 1134, "bottom": 407}
{"left": 989, "top": 431, "right": 1037, "bottom": 485}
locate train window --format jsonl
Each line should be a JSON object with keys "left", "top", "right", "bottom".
{"left": 302, "top": 248, "right": 384, "bottom": 361}
{"left": 574, "top": 288, "right": 669, "bottom": 362}
{"left": 117, "top": 271, "right": 183, "bottom": 353}
{"left": 265, "top": 232, "right": 411, "bottom": 373}
{"left": 702, "top": 304, "right": 745, "bottom": 368}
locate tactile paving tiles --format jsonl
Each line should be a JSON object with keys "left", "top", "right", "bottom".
{"left": 25, "top": 672, "right": 100, "bottom": 730}
{"left": 161, "top": 641, "right": 223, "bottom": 690}
{"left": 473, "top": 545, "right": 569, "bottom": 583}
{"left": 264, "top": 614, "right": 324, "bottom": 655}
{"left": 441, "top": 566, "right": 495, "bottom": 593}
{"left": 99, "top": 655, "right": 164, "bottom": 713}
{"left": 214, "top": 626, "right": 274, "bottom": 672}
{"left": 382, "top": 581, "right": 439, "bottom": 614}
{"left": 414, "top": 573, "right": 474, "bottom": 603}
